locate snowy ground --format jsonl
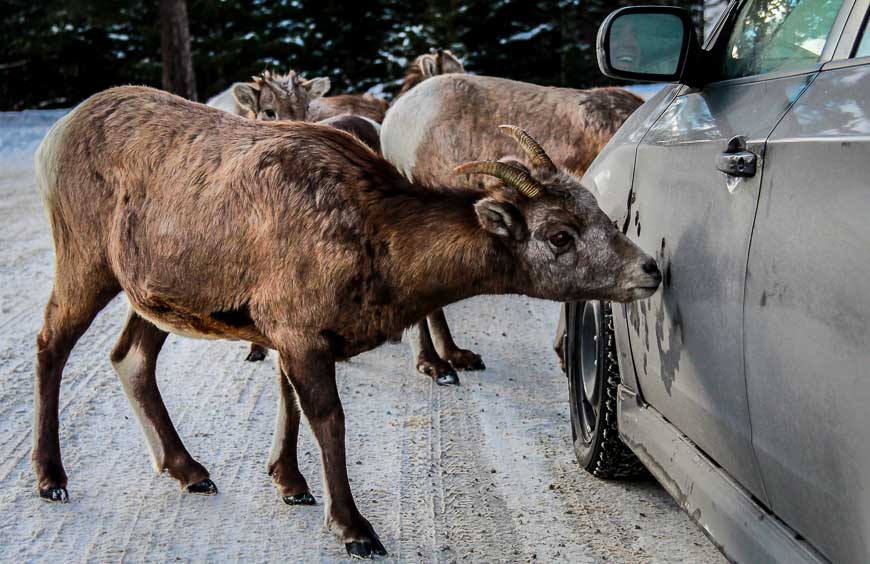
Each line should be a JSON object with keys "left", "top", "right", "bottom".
{"left": 0, "top": 112, "right": 723, "bottom": 562}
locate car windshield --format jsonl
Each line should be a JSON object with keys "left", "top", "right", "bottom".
{"left": 722, "top": 0, "right": 844, "bottom": 79}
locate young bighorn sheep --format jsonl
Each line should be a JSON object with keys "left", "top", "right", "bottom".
{"left": 382, "top": 74, "right": 644, "bottom": 383}
{"left": 33, "top": 86, "right": 660, "bottom": 558}
{"left": 206, "top": 69, "right": 331, "bottom": 121}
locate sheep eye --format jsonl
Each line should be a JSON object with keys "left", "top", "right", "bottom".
{"left": 549, "top": 231, "right": 573, "bottom": 249}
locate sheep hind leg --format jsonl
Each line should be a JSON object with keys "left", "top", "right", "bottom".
{"left": 33, "top": 282, "right": 119, "bottom": 502}
{"left": 428, "top": 309, "right": 485, "bottom": 371}
{"left": 414, "top": 318, "right": 459, "bottom": 386}
{"left": 110, "top": 309, "right": 215, "bottom": 494}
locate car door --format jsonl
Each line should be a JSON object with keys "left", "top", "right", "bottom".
{"left": 743, "top": 6, "right": 870, "bottom": 561}
{"left": 625, "top": 0, "right": 850, "bottom": 503}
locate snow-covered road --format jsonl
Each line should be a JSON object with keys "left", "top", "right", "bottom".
{"left": 0, "top": 111, "right": 723, "bottom": 562}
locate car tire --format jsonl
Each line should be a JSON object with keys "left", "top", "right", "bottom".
{"left": 567, "top": 300, "right": 647, "bottom": 479}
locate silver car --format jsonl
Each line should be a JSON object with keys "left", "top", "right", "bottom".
{"left": 564, "top": 1, "right": 870, "bottom": 562}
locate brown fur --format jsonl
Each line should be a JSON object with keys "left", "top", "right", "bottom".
{"left": 396, "top": 49, "right": 466, "bottom": 100}
{"left": 318, "top": 114, "right": 381, "bottom": 153}
{"left": 32, "top": 86, "right": 657, "bottom": 555}
{"left": 308, "top": 94, "right": 389, "bottom": 123}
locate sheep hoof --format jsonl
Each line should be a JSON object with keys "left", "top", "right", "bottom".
{"left": 447, "top": 349, "right": 485, "bottom": 371}
{"left": 245, "top": 346, "right": 268, "bottom": 362}
{"left": 39, "top": 487, "right": 69, "bottom": 503}
{"left": 282, "top": 491, "right": 316, "bottom": 505}
{"left": 417, "top": 358, "right": 460, "bottom": 386}
{"left": 436, "top": 372, "right": 460, "bottom": 386}
{"left": 346, "top": 538, "right": 388, "bottom": 559}
{"left": 187, "top": 479, "right": 218, "bottom": 495}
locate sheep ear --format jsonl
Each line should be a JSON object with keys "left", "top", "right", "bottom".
{"left": 475, "top": 197, "right": 526, "bottom": 240}
{"left": 231, "top": 83, "right": 259, "bottom": 114}
{"left": 441, "top": 50, "right": 465, "bottom": 73}
{"left": 303, "top": 77, "right": 331, "bottom": 98}
{"left": 419, "top": 54, "right": 438, "bottom": 77}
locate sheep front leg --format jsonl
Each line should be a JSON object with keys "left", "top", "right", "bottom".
{"left": 278, "top": 339, "right": 386, "bottom": 559}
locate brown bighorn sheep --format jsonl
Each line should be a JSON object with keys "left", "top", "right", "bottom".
{"left": 33, "top": 86, "right": 660, "bottom": 558}
{"left": 206, "top": 69, "right": 331, "bottom": 121}
{"left": 381, "top": 74, "right": 644, "bottom": 383}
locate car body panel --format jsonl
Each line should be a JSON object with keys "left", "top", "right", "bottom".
{"left": 743, "top": 60, "right": 870, "bottom": 562}
{"left": 585, "top": 83, "right": 679, "bottom": 230}
{"left": 622, "top": 72, "right": 815, "bottom": 503}
{"left": 617, "top": 385, "right": 826, "bottom": 564}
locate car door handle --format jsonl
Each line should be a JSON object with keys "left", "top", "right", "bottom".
{"left": 716, "top": 135, "right": 757, "bottom": 178}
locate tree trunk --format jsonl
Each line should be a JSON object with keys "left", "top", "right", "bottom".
{"left": 160, "top": 0, "right": 197, "bottom": 101}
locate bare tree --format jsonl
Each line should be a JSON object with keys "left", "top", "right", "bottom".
{"left": 160, "top": 0, "right": 197, "bottom": 100}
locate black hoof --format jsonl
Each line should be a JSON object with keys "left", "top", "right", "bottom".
{"left": 39, "top": 487, "right": 69, "bottom": 503}
{"left": 245, "top": 348, "right": 267, "bottom": 362}
{"left": 187, "top": 478, "right": 218, "bottom": 495}
{"left": 465, "top": 358, "right": 486, "bottom": 371}
{"left": 282, "top": 491, "right": 316, "bottom": 505}
{"left": 435, "top": 371, "right": 460, "bottom": 386}
{"left": 417, "top": 358, "right": 460, "bottom": 386}
{"left": 346, "top": 537, "right": 388, "bottom": 559}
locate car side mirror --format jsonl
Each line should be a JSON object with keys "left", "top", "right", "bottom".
{"left": 597, "top": 6, "right": 703, "bottom": 86}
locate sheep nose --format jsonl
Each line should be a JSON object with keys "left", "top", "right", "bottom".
{"left": 641, "top": 258, "right": 662, "bottom": 282}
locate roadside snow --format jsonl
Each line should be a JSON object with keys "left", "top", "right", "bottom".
{"left": 0, "top": 109, "right": 68, "bottom": 158}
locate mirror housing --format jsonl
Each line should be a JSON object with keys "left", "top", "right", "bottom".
{"left": 597, "top": 6, "right": 703, "bottom": 86}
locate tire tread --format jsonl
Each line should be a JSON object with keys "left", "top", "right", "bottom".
{"left": 583, "top": 303, "right": 647, "bottom": 480}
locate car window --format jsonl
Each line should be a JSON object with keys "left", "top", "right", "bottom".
{"left": 856, "top": 18, "right": 870, "bottom": 57}
{"left": 721, "top": 0, "right": 844, "bottom": 79}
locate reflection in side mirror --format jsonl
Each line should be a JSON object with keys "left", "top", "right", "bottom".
{"left": 610, "top": 14, "right": 685, "bottom": 75}
{"left": 597, "top": 6, "right": 699, "bottom": 85}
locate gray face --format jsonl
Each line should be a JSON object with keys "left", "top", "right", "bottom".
{"left": 475, "top": 172, "right": 661, "bottom": 303}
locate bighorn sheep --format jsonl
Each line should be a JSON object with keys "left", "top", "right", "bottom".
{"left": 33, "top": 86, "right": 660, "bottom": 558}
{"left": 381, "top": 74, "right": 644, "bottom": 383}
{"left": 206, "top": 70, "right": 331, "bottom": 121}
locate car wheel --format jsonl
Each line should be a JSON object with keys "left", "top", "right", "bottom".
{"left": 567, "top": 300, "right": 647, "bottom": 479}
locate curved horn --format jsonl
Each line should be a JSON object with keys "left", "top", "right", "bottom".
{"left": 454, "top": 161, "right": 544, "bottom": 198}
{"left": 498, "top": 125, "right": 556, "bottom": 173}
